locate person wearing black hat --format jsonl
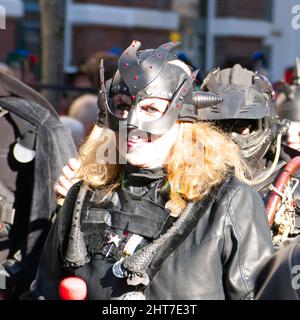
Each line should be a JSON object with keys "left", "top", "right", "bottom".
{"left": 29, "top": 41, "right": 273, "bottom": 300}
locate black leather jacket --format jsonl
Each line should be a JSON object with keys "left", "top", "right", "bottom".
{"left": 255, "top": 239, "right": 300, "bottom": 299}
{"left": 30, "top": 174, "right": 273, "bottom": 300}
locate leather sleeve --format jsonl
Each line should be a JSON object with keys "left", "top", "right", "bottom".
{"left": 29, "top": 182, "right": 81, "bottom": 300}
{"left": 255, "top": 241, "right": 300, "bottom": 300}
{"left": 31, "top": 216, "right": 62, "bottom": 299}
{"left": 222, "top": 183, "right": 274, "bottom": 299}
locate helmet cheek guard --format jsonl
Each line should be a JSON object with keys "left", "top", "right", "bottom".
{"left": 97, "top": 61, "right": 129, "bottom": 131}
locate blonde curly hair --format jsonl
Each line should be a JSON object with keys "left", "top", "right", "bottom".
{"left": 76, "top": 121, "right": 250, "bottom": 211}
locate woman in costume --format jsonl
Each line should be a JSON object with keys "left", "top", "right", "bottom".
{"left": 31, "top": 41, "right": 273, "bottom": 300}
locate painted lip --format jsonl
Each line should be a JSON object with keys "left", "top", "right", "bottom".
{"left": 127, "top": 130, "right": 153, "bottom": 148}
{"left": 127, "top": 139, "right": 146, "bottom": 148}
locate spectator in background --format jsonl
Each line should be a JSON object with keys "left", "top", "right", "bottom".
{"left": 80, "top": 50, "right": 120, "bottom": 86}
{"left": 68, "top": 94, "right": 98, "bottom": 136}
{"left": 177, "top": 51, "right": 202, "bottom": 84}
{"left": 60, "top": 116, "right": 85, "bottom": 150}
{"left": 72, "top": 71, "right": 93, "bottom": 89}
{"left": 252, "top": 51, "right": 269, "bottom": 77}
{"left": 284, "top": 66, "right": 294, "bottom": 85}
{"left": 276, "top": 58, "right": 300, "bottom": 151}
{"left": 6, "top": 50, "right": 39, "bottom": 85}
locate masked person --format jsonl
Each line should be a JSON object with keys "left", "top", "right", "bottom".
{"left": 29, "top": 41, "right": 273, "bottom": 300}
{"left": 199, "top": 64, "right": 300, "bottom": 247}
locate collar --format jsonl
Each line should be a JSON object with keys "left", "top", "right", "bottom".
{"left": 122, "top": 164, "right": 167, "bottom": 188}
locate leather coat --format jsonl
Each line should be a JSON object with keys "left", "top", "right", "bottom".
{"left": 30, "top": 172, "right": 274, "bottom": 300}
{"left": 255, "top": 239, "right": 300, "bottom": 299}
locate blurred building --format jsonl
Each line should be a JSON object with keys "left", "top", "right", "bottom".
{"left": 65, "top": 0, "right": 179, "bottom": 72}
{"left": 1, "top": 0, "right": 300, "bottom": 82}
{"left": 0, "top": 0, "right": 179, "bottom": 74}
{"left": 175, "top": 0, "right": 300, "bottom": 81}
{"left": 0, "top": 0, "right": 24, "bottom": 61}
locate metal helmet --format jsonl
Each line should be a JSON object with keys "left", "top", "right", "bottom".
{"left": 98, "top": 41, "right": 222, "bottom": 135}
{"left": 276, "top": 57, "right": 300, "bottom": 121}
{"left": 199, "top": 64, "right": 276, "bottom": 164}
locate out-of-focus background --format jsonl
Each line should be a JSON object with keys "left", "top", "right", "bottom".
{"left": 0, "top": 0, "right": 300, "bottom": 115}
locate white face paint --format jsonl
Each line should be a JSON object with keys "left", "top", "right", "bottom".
{"left": 119, "top": 98, "right": 179, "bottom": 168}
{"left": 287, "top": 121, "right": 300, "bottom": 151}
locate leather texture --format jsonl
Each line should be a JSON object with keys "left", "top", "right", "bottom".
{"left": 31, "top": 175, "right": 274, "bottom": 300}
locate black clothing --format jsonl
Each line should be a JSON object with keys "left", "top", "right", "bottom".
{"left": 32, "top": 170, "right": 273, "bottom": 300}
{"left": 255, "top": 238, "right": 300, "bottom": 299}
{"left": 0, "top": 94, "right": 76, "bottom": 295}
